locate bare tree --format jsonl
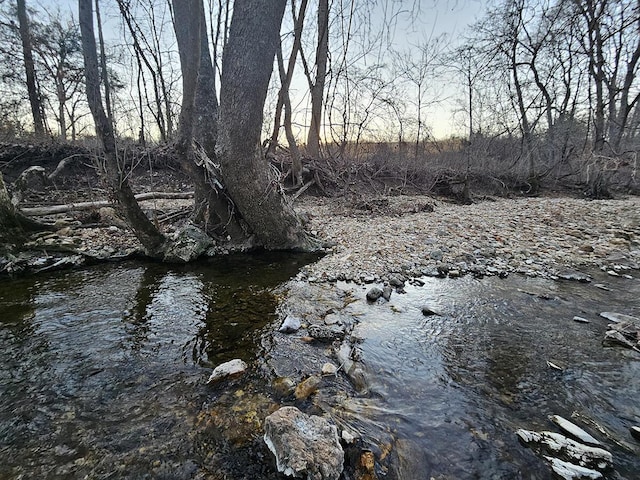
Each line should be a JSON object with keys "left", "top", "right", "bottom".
{"left": 217, "top": 0, "right": 315, "bottom": 250}
{"left": 79, "top": 0, "right": 165, "bottom": 255}
{"left": 32, "top": 13, "right": 85, "bottom": 140}
{"left": 306, "top": 0, "right": 328, "bottom": 159}
{"left": 271, "top": 0, "right": 308, "bottom": 187}
{"left": 16, "top": 0, "right": 45, "bottom": 135}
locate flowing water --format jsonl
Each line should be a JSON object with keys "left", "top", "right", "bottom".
{"left": 0, "top": 258, "right": 639, "bottom": 479}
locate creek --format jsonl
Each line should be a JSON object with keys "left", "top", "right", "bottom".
{"left": 0, "top": 257, "right": 638, "bottom": 479}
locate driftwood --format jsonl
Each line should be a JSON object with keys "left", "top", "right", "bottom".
{"left": 20, "top": 191, "right": 194, "bottom": 216}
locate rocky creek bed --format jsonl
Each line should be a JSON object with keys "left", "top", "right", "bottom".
{"left": 2, "top": 193, "right": 640, "bottom": 479}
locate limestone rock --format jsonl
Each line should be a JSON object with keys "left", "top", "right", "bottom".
{"left": 308, "top": 324, "right": 345, "bottom": 342}
{"left": 207, "top": 359, "right": 247, "bottom": 383}
{"left": 163, "top": 225, "right": 213, "bottom": 263}
{"left": 263, "top": 406, "right": 344, "bottom": 480}
{"left": 516, "top": 429, "right": 612, "bottom": 470}
{"left": 279, "top": 315, "right": 302, "bottom": 333}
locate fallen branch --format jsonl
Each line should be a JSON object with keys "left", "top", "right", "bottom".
{"left": 20, "top": 191, "right": 195, "bottom": 216}
{"left": 290, "top": 179, "right": 315, "bottom": 202}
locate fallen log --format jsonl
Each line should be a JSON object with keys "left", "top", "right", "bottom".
{"left": 20, "top": 191, "right": 195, "bottom": 216}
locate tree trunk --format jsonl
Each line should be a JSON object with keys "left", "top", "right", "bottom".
{"left": 17, "top": 0, "right": 45, "bottom": 136}
{"left": 172, "top": 0, "right": 244, "bottom": 241}
{"left": 276, "top": 41, "right": 303, "bottom": 187}
{"left": 79, "top": 0, "right": 165, "bottom": 257}
{"left": 306, "top": 0, "right": 328, "bottom": 159}
{"left": 217, "top": 0, "right": 315, "bottom": 250}
{"left": 0, "top": 171, "right": 52, "bottom": 253}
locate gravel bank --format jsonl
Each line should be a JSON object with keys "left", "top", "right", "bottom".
{"left": 296, "top": 195, "right": 640, "bottom": 282}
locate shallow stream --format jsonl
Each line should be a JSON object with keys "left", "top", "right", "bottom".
{"left": 0, "top": 257, "right": 638, "bottom": 479}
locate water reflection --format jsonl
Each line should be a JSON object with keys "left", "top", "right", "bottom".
{"left": 0, "top": 253, "right": 317, "bottom": 479}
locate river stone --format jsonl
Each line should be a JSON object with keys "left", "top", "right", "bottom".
{"left": 207, "top": 359, "right": 247, "bottom": 383}
{"left": 557, "top": 270, "right": 592, "bottom": 283}
{"left": 366, "top": 287, "right": 383, "bottom": 302}
{"left": 544, "top": 456, "right": 602, "bottom": 480}
{"left": 322, "top": 362, "right": 338, "bottom": 375}
{"left": 308, "top": 324, "right": 345, "bottom": 342}
{"left": 421, "top": 304, "right": 442, "bottom": 316}
{"left": 263, "top": 406, "right": 344, "bottom": 480}
{"left": 600, "top": 311, "right": 639, "bottom": 323}
{"left": 279, "top": 315, "right": 302, "bottom": 333}
{"left": 388, "top": 274, "right": 405, "bottom": 288}
{"left": 163, "top": 225, "right": 213, "bottom": 263}
{"left": 294, "top": 375, "right": 322, "bottom": 400}
{"left": 382, "top": 285, "right": 393, "bottom": 301}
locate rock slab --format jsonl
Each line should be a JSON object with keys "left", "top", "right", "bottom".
{"left": 263, "top": 406, "right": 344, "bottom": 480}
{"left": 207, "top": 359, "right": 247, "bottom": 383}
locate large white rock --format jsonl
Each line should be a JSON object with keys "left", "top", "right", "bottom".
{"left": 517, "top": 429, "right": 612, "bottom": 470}
{"left": 544, "top": 456, "right": 603, "bottom": 480}
{"left": 207, "top": 359, "right": 247, "bottom": 383}
{"left": 263, "top": 406, "right": 344, "bottom": 480}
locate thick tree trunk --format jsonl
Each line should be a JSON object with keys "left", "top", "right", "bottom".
{"left": 17, "top": 0, "right": 45, "bottom": 136}
{"left": 306, "top": 0, "right": 328, "bottom": 159}
{"left": 172, "top": 0, "right": 244, "bottom": 241}
{"left": 79, "top": 0, "right": 165, "bottom": 257}
{"left": 217, "top": 0, "right": 315, "bottom": 250}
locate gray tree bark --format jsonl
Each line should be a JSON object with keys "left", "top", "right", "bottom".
{"left": 17, "top": 0, "right": 45, "bottom": 136}
{"left": 306, "top": 0, "right": 328, "bottom": 159}
{"left": 216, "top": 0, "right": 315, "bottom": 250}
{"left": 79, "top": 0, "right": 165, "bottom": 256}
{"left": 172, "top": 0, "right": 244, "bottom": 241}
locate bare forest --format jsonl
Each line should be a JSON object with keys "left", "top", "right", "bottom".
{"left": 1, "top": 0, "right": 639, "bottom": 261}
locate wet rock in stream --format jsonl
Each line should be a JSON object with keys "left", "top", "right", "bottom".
{"left": 263, "top": 406, "right": 344, "bottom": 480}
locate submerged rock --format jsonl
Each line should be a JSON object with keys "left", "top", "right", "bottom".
{"left": 207, "top": 359, "right": 247, "bottom": 383}
{"left": 294, "top": 375, "right": 322, "bottom": 400}
{"left": 263, "top": 406, "right": 344, "bottom": 480}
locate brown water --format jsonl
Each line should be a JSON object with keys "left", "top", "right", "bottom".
{"left": 0, "top": 259, "right": 638, "bottom": 479}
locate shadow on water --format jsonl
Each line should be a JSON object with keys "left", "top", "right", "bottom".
{"left": 0, "top": 252, "right": 318, "bottom": 479}
{"left": 1, "top": 256, "right": 639, "bottom": 479}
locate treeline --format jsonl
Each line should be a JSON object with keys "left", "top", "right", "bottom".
{"left": 1, "top": 0, "right": 639, "bottom": 198}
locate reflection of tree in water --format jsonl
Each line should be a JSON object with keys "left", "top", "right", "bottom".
{"left": 192, "top": 285, "right": 279, "bottom": 367}
{"left": 0, "top": 276, "right": 38, "bottom": 344}
{"left": 121, "top": 265, "right": 165, "bottom": 351}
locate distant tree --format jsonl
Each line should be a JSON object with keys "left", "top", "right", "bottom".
{"left": 306, "top": 0, "right": 328, "bottom": 159}
{"left": 16, "top": 0, "right": 45, "bottom": 135}
{"left": 32, "top": 12, "right": 85, "bottom": 140}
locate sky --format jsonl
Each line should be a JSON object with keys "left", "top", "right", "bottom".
{"left": 27, "top": 0, "right": 488, "bottom": 140}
